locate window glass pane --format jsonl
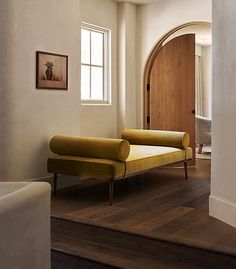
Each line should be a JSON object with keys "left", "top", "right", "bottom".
{"left": 81, "top": 29, "right": 90, "bottom": 64}
{"left": 91, "top": 66, "right": 103, "bottom": 100}
{"left": 91, "top": 31, "right": 103, "bottom": 66}
{"left": 81, "top": 65, "right": 90, "bottom": 99}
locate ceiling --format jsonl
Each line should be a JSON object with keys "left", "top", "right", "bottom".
{"left": 114, "top": 0, "right": 164, "bottom": 4}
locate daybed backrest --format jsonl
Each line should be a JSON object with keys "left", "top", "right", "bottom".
{"left": 121, "top": 129, "right": 189, "bottom": 149}
{"left": 50, "top": 135, "right": 130, "bottom": 161}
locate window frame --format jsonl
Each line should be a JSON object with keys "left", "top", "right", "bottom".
{"left": 81, "top": 22, "right": 111, "bottom": 105}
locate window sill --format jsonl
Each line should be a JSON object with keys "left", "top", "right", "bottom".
{"left": 81, "top": 100, "right": 111, "bottom": 106}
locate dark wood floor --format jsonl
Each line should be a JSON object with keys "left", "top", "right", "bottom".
{"left": 51, "top": 159, "right": 236, "bottom": 257}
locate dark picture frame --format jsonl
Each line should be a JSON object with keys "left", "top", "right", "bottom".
{"left": 36, "top": 51, "right": 68, "bottom": 90}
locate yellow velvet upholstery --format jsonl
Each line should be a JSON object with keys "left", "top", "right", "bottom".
{"left": 126, "top": 145, "right": 192, "bottom": 175}
{"left": 48, "top": 145, "right": 192, "bottom": 180}
{"left": 48, "top": 155, "right": 125, "bottom": 179}
{"left": 47, "top": 130, "right": 192, "bottom": 204}
{"left": 50, "top": 135, "right": 130, "bottom": 162}
{"left": 121, "top": 129, "right": 189, "bottom": 149}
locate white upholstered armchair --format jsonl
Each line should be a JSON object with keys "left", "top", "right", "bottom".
{"left": 0, "top": 182, "right": 51, "bottom": 269}
{"left": 196, "top": 115, "right": 211, "bottom": 154}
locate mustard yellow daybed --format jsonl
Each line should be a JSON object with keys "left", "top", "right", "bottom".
{"left": 47, "top": 129, "right": 192, "bottom": 205}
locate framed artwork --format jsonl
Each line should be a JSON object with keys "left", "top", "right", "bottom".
{"left": 36, "top": 51, "right": 68, "bottom": 90}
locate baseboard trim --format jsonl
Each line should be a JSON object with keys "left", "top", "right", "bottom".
{"left": 209, "top": 195, "right": 236, "bottom": 228}
{"left": 32, "top": 175, "right": 52, "bottom": 182}
{"left": 33, "top": 175, "right": 81, "bottom": 190}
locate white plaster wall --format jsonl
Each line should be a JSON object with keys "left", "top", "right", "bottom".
{"left": 0, "top": 0, "right": 213, "bottom": 183}
{"left": 201, "top": 45, "right": 212, "bottom": 118}
{"left": 124, "top": 3, "right": 136, "bottom": 130}
{"left": 118, "top": 3, "right": 126, "bottom": 134}
{"left": 0, "top": 0, "right": 80, "bottom": 181}
{"left": 118, "top": 2, "right": 136, "bottom": 135}
{"left": 195, "top": 44, "right": 202, "bottom": 57}
{"left": 210, "top": 0, "right": 236, "bottom": 227}
{"left": 136, "top": 0, "right": 212, "bottom": 127}
{"left": 80, "top": 0, "right": 118, "bottom": 138}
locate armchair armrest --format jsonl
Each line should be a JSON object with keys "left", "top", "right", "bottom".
{"left": 196, "top": 115, "right": 211, "bottom": 132}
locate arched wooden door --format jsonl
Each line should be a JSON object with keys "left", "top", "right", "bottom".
{"left": 147, "top": 34, "right": 195, "bottom": 161}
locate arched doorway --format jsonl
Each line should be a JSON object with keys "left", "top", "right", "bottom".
{"left": 143, "top": 22, "right": 212, "bottom": 163}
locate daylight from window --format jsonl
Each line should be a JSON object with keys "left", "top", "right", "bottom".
{"left": 81, "top": 24, "right": 110, "bottom": 103}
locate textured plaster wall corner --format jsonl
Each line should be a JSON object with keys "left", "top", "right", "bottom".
{"left": 0, "top": 0, "right": 81, "bottom": 181}
{"left": 118, "top": 2, "right": 136, "bottom": 135}
{"left": 0, "top": 1, "right": 15, "bottom": 179}
{"left": 135, "top": 0, "right": 212, "bottom": 128}
{"left": 117, "top": 3, "right": 126, "bottom": 135}
{"left": 80, "top": 0, "right": 118, "bottom": 138}
{"left": 210, "top": 0, "right": 236, "bottom": 226}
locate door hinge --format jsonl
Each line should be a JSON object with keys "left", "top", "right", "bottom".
{"left": 147, "top": 83, "right": 150, "bottom": 92}
{"left": 147, "top": 116, "right": 150, "bottom": 124}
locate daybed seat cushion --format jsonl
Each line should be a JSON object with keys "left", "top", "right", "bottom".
{"left": 48, "top": 145, "right": 192, "bottom": 180}
{"left": 125, "top": 145, "right": 192, "bottom": 175}
{"left": 48, "top": 155, "right": 126, "bottom": 179}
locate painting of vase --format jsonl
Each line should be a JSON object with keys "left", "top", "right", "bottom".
{"left": 36, "top": 51, "right": 68, "bottom": 90}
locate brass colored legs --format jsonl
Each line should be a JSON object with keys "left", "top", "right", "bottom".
{"left": 184, "top": 161, "right": 188, "bottom": 179}
{"left": 109, "top": 180, "right": 114, "bottom": 206}
{"left": 54, "top": 173, "right": 58, "bottom": 195}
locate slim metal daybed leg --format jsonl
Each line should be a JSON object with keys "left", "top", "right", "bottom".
{"left": 109, "top": 180, "right": 114, "bottom": 206}
{"left": 54, "top": 173, "right": 58, "bottom": 195}
{"left": 184, "top": 161, "right": 188, "bottom": 179}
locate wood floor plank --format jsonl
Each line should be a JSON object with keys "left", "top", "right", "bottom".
{"left": 51, "top": 159, "right": 236, "bottom": 257}
{"left": 68, "top": 204, "right": 126, "bottom": 221}
{"left": 133, "top": 206, "right": 194, "bottom": 232}
{"left": 52, "top": 236, "right": 188, "bottom": 269}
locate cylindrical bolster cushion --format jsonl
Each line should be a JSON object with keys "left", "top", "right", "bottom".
{"left": 121, "top": 129, "right": 189, "bottom": 149}
{"left": 50, "top": 135, "right": 130, "bottom": 161}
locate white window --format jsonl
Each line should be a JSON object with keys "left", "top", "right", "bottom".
{"left": 81, "top": 23, "right": 111, "bottom": 104}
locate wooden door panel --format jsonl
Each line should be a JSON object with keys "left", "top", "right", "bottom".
{"left": 149, "top": 34, "right": 195, "bottom": 161}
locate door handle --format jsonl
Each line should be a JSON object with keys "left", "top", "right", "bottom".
{"left": 192, "top": 110, "right": 195, "bottom": 114}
